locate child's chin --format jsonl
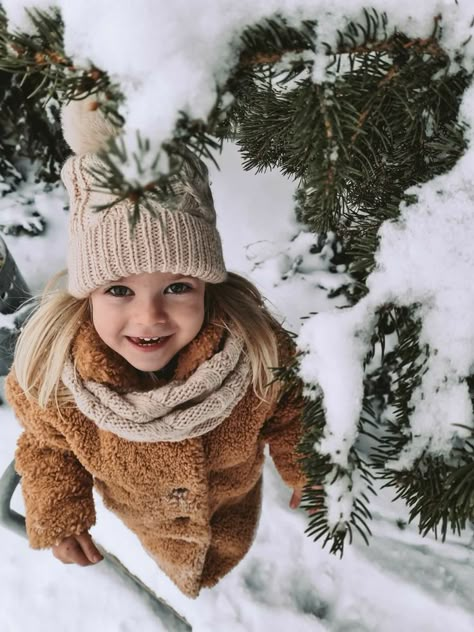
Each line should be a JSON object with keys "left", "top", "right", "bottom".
{"left": 126, "top": 356, "right": 170, "bottom": 373}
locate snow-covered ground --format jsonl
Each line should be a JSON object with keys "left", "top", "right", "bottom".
{"left": 0, "top": 144, "right": 473, "bottom": 631}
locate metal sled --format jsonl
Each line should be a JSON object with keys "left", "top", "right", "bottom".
{"left": 0, "top": 236, "right": 191, "bottom": 631}
{"left": 0, "top": 462, "right": 191, "bottom": 631}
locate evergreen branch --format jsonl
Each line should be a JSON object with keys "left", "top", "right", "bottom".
{"left": 238, "top": 16, "right": 316, "bottom": 66}
{"left": 237, "top": 12, "right": 447, "bottom": 69}
{"left": 85, "top": 112, "right": 223, "bottom": 232}
{"left": 368, "top": 314, "right": 474, "bottom": 539}
{"left": 2, "top": 4, "right": 474, "bottom": 549}
{"left": 295, "top": 387, "right": 377, "bottom": 555}
{"left": 0, "top": 7, "right": 122, "bottom": 108}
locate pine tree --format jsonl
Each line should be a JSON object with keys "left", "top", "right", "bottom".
{"left": 0, "top": 7, "right": 70, "bottom": 234}
{"left": 0, "top": 5, "right": 472, "bottom": 554}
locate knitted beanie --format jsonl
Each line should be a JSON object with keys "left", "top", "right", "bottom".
{"left": 60, "top": 97, "right": 226, "bottom": 298}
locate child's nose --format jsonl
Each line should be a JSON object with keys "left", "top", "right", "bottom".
{"left": 135, "top": 297, "right": 168, "bottom": 326}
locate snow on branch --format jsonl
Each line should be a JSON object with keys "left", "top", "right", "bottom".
{"left": 3, "top": 0, "right": 473, "bottom": 168}
{"left": 2, "top": 0, "right": 474, "bottom": 542}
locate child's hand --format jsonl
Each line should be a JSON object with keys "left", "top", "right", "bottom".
{"left": 52, "top": 531, "right": 103, "bottom": 566}
{"left": 289, "top": 486, "right": 323, "bottom": 514}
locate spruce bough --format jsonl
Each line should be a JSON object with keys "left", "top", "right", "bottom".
{"left": 0, "top": 5, "right": 472, "bottom": 554}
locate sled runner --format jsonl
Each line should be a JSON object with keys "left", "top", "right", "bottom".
{"left": 0, "top": 236, "right": 31, "bottom": 375}
{"left": 0, "top": 462, "right": 192, "bottom": 631}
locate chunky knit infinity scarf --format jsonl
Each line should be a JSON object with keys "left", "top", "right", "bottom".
{"left": 61, "top": 331, "right": 251, "bottom": 442}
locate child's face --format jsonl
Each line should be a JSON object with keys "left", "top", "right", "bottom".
{"left": 89, "top": 271, "right": 206, "bottom": 373}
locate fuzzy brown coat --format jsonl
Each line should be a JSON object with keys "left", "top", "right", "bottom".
{"left": 5, "top": 319, "right": 306, "bottom": 598}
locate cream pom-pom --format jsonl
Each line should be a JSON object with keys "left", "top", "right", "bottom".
{"left": 61, "top": 95, "right": 120, "bottom": 155}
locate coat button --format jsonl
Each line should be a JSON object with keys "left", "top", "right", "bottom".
{"left": 169, "top": 487, "right": 189, "bottom": 501}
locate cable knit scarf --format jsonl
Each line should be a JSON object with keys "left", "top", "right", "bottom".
{"left": 61, "top": 331, "right": 251, "bottom": 442}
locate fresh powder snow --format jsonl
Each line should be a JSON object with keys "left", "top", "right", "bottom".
{"left": 0, "top": 142, "right": 473, "bottom": 632}
{"left": 0, "top": 1, "right": 473, "bottom": 629}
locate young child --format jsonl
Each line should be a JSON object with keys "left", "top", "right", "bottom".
{"left": 5, "top": 97, "right": 307, "bottom": 599}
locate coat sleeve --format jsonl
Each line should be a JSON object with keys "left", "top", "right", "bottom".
{"left": 260, "top": 326, "right": 307, "bottom": 489}
{"left": 4, "top": 372, "right": 96, "bottom": 549}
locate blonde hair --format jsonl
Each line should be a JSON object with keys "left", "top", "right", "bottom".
{"left": 13, "top": 271, "right": 282, "bottom": 409}
{"left": 13, "top": 271, "right": 89, "bottom": 408}
{"left": 206, "top": 272, "right": 281, "bottom": 405}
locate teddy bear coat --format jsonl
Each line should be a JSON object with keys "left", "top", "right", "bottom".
{"left": 5, "top": 318, "right": 306, "bottom": 598}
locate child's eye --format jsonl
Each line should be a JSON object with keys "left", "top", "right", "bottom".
{"left": 165, "top": 282, "right": 192, "bottom": 294}
{"left": 106, "top": 285, "right": 132, "bottom": 297}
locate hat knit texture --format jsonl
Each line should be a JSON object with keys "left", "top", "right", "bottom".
{"left": 61, "top": 97, "right": 226, "bottom": 297}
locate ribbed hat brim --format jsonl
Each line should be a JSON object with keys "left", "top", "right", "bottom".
{"left": 67, "top": 208, "right": 227, "bottom": 297}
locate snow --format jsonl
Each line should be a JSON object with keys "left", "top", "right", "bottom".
{"left": 299, "top": 104, "right": 474, "bottom": 472}
{"left": 2, "top": 0, "right": 473, "bottom": 477}
{"left": 1, "top": 142, "right": 473, "bottom": 632}
{"left": 3, "top": 0, "right": 474, "bottom": 161}
{"left": 1, "top": 1, "right": 474, "bottom": 629}
{"left": 2, "top": 2, "right": 474, "bottom": 475}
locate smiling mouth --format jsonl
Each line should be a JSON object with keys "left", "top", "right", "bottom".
{"left": 126, "top": 335, "right": 171, "bottom": 348}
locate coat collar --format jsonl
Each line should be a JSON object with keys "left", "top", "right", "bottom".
{"left": 71, "top": 319, "right": 226, "bottom": 391}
